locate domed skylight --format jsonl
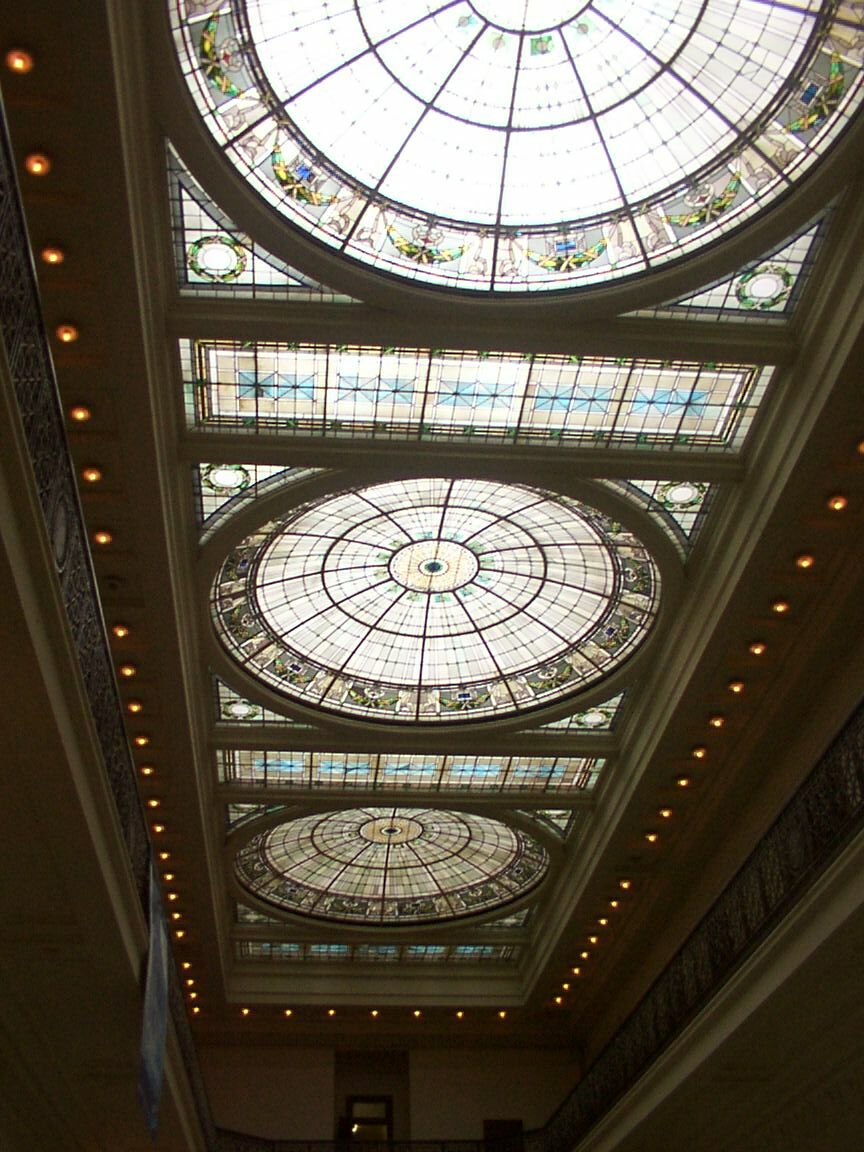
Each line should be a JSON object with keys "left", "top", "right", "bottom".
{"left": 172, "top": 0, "right": 863, "bottom": 292}
{"left": 234, "top": 807, "right": 549, "bottom": 924}
{"left": 211, "top": 477, "right": 660, "bottom": 723}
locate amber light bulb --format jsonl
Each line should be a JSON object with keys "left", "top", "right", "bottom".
{"left": 69, "top": 405, "right": 92, "bottom": 423}
{"left": 55, "top": 324, "right": 79, "bottom": 343}
{"left": 5, "top": 49, "right": 35, "bottom": 73}
{"left": 41, "top": 246, "right": 65, "bottom": 266}
{"left": 80, "top": 466, "right": 102, "bottom": 484}
{"left": 25, "top": 152, "right": 51, "bottom": 175}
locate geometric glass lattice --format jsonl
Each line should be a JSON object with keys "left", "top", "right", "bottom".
{"left": 218, "top": 749, "right": 603, "bottom": 793}
{"left": 234, "top": 807, "right": 549, "bottom": 925}
{"left": 236, "top": 941, "right": 521, "bottom": 964}
{"left": 171, "top": 2, "right": 864, "bottom": 294}
{"left": 211, "top": 478, "right": 660, "bottom": 724}
{"left": 184, "top": 340, "right": 773, "bottom": 452}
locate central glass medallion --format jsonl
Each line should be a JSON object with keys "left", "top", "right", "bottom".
{"left": 389, "top": 539, "right": 480, "bottom": 592}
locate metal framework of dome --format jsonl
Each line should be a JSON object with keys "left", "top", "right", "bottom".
{"left": 211, "top": 478, "right": 660, "bottom": 723}
{"left": 234, "top": 807, "right": 549, "bottom": 924}
{"left": 172, "top": 0, "right": 864, "bottom": 292}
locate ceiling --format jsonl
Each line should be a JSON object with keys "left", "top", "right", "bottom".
{"left": 3, "top": 0, "right": 864, "bottom": 1074}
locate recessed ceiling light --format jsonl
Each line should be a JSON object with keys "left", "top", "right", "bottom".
{"left": 827, "top": 494, "right": 848, "bottom": 512}
{"left": 676, "top": 776, "right": 692, "bottom": 788}
{"left": 5, "top": 49, "right": 35, "bottom": 74}
{"left": 151, "top": 822, "right": 165, "bottom": 834}
{"left": 92, "top": 530, "right": 113, "bottom": 546}
{"left": 658, "top": 808, "right": 673, "bottom": 819}
{"left": 192, "top": 1005, "right": 200, "bottom": 1015}
{"left": 126, "top": 700, "right": 143, "bottom": 714}
{"left": 284, "top": 1008, "right": 293, "bottom": 1017}
{"left": 692, "top": 745, "right": 707, "bottom": 758}
{"left": 749, "top": 640, "right": 767, "bottom": 655}
{"left": 327, "top": 1009, "right": 336, "bottom": 1017}
{"left": 619, "top": 879, "right": 632, "bottom": 890}
{"left": 69, "top": 405, "right": 92, "bottom": 423}
{"left": 41, "top": 246, "right": 65, "bottom": 265}
{"left": 146, "top": 798, "right": 160, "bottom": 809}
{"left": 370, "top": 1010, "right": 379, "bottom": 1018}
{"left": 55, "top": 324, "right": 79, "bottom": 343}
{"left": 795, "top": 553, "right": 815, "bottom": 569}
{"left": 456, "top": 1010, "right": 464, "bottom": 1019}
{"left": 413, "top": 1009, "right": 422, "bottom": 1018}
{"left": 111, "top": 623, "right": 130, "bottom": 638}
{"left": 118, "top": 663, "right": 137, "bottom": 678}
{"left": 80, "top": 466, "right": 103, "bottom": 484}
{"left": 645, "top": 832, "right": 659, "bottom": 843}
{"left": 728, "top": 679, "right": 745, "bottom": 694}
{"left": 25, "top": 152, "right": 51, "bottom": 176}
{"left": 498, "top": 1011, "right": 507, "bottom": 1019}
{"left": 139, "top": 765, "right": 154, "bottom": 777}
{"left": 554, "top": 996, "right": 563, "bottom": 1005}
{"left": 771, "top": 599, "right": 790, "bottom": 614}
{"left": 134, "top": 735, "right": 150, "bottom": 747}
{"left": 709, "top": 714, "right": 725, "bottom": 728}
{"left": 241, "top": 1007, "right": 250, "bottom": 1017}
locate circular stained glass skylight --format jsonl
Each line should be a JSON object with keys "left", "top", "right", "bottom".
{"left": 211, "top": 477, "right": 660, "bottom": 723}
{"left": 172, "top": 1, "right": 864, "bottom": 293}
{"left": 234, "top": 807, "right": 548, "bottom": 924}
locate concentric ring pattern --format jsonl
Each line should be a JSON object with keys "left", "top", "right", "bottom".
{"left": 234, "top": 807, "right": 549, "bottom": 924}
{"left": 211, "top": 478, "right": 660, "bottom": 722}
{"left": 172, "top": 1, "right": 864, "bottom": 291}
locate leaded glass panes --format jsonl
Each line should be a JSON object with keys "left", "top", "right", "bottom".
{"left": 183, "top": 340, "right": 771, "bottom": 451}
{"left": 236, "top": 941, "right": 520, "bottom": 963}
{"left": 196, "top": 462, "right": 327, "bottom": 538}
{"left": 537, "top": 691, "right": 626, "bottom": 731}
{"left": 171, "top": 1, "right": 863, "bottom": 293}
{"left": 168, "top": 144, "right": 356, "bottom": 300}
{"left": 218, "top": 750, "right": 603, "bottom": 793}
{"left": 597, "top": 478, "right": 714, "bottom": 555}
{"left": 233, "top": 807, "right": 549, "bottom": 924}
{"left": 213, "top": 677, "right": 316, "bottom": 727}
{"left": 211, "top": 478, "right": 660, "bottom": 723}
{"left": 629, "top": 215, "right": 829, "bottom": 320}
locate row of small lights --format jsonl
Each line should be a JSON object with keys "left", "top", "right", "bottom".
{"left": 6, "top": 45, "right": 198, "bottom": 1004}
{"left": 552, "top": 481, "right": 855, "bottom": 1007}
{"left": 231, "top": 1007, "right": 511, "bottom": 1021}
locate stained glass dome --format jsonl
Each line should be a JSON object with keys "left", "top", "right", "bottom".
{"left": 211, "top": 477, "right": 660, "bottom": 723}
{"left": 234, "top": 807, "right": 549, "bottom": 924}
{"left": 172, "top": 0, "right": 864, "bottom": 292}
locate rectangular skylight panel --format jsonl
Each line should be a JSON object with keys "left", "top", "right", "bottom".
{"left": 184, "top": 341, "right": 769, "bottom": 451}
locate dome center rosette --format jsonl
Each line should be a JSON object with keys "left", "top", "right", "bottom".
{"left": 172, "top": 0, "right": 863, "bottom": 293}
{"left": 211, "top": 477, "right": 661, "bottom": 723}
{"left": 234, "top": 807, "right": 549, "bottom": 925}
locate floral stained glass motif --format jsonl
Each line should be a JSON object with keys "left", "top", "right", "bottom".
{"left": 596, "top": 478, "right": 714, "bottom": 556}
{"left": 195, "top": 462, "right": 327, "bottom": 539}
{"left": 233, "top": 807, "right": 549, "bottom": 925}
{"left": 236, "top": 941, "right": 520, "bottom": 964}
{"left": 211, "top": 478, "right": 660, "bottom": 724}
{"left": 537, "top": 691, "right": 626, "bottom": 731}
{"left": 218, "top": 749, "right": 603, "bottom": 793}
{"left": 171, "top": 1, "right": 864, "bottom": 293}
{"left": 168, "top": 144, "right": 356, "bottom": 300}
{"left": 183, "top": 340, "right": 772, "bottom": 452}
{"left": 213, "top": 677, "right": 315, "bottom": 727}
{"left": 629, "top": 215, "right": 829, "bottom": 321}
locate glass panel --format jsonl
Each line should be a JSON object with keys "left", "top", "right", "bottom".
{"left": 183, "top": 339, "right": 772, "bottom": 452}
{"left": 218, "top": 749, "right": 603, "bottom": 793}
{"left": 234, "top": 807, "right": 549, "bottom": 924}
{"left": 536, "top": 691, "right": 626, "bottom": 731}
{"left": 213, "top": 676, "right": 316, "bottom": 727}
{"left": 236, "top": 940, "right": 520, "bottom": 963}
{"left": 628, "top": 214, "right": 830, "bottom": 321}
{"left": 195, "top": 462, "right": 328, "bottom": 539}
{"left": 169, "top": 2, "right": 863, "bottom": 293}
{"left": 210, "top": 478, "right": 660, "bottom": 724}
{"left": 168, "top": 143, "right": 356, "bottom": 301}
